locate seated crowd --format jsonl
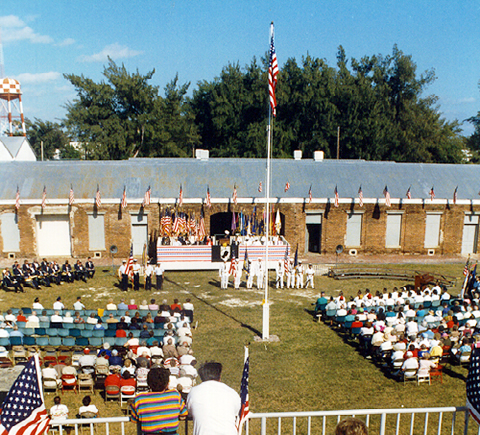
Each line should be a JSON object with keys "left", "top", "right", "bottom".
{"left": 315, "top": 284, "right": 477, "bottom": 382}
{"left": 2, "top": 258, "right": 95, "bottom": 292}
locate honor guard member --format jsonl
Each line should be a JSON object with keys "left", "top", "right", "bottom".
{"left": 246, "top": 260, "right": 253, "bottom": 289}
{"left": 276, "top": 259, "right": 285, "bottom": 289}
{"left": 305, "top": 263, "right": 315, "bottom": 288}
{"left": 219, "top": 260, "right": 229, "bottom": 289}
{"left": 233, "top": 259, "right": 242, "bottom": 289}
{"left": 286, "top": 259, "right": 294, "bottom": 289}
{"left": 257, "top": 259, "right": 265, "bottom": 289}
{"left": 296, "top": 260, "right": 305, "bottom": 289}
{"left": 132, "top": 259, "right": 141, "bottom": 291}
{"left": 118, "top": 260, "right": 129, "bottom": 291}
{"left": 154, "top": 262, "right": 164, "bottom": 290}
{"left": 85, "top": 257, "right": 95, "bottom": 278}
{"left": 144, "top": 261, "right": 153, "bottom": 291}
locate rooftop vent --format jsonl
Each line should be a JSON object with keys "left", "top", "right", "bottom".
{"left": 195, "top": 149, "right": 209, "bottom": 161}
{"left": 293, "top": 150, "right": 302, "bottom": 160}
{"left": 313, "top": 151, "right": 324, "bottom": 161}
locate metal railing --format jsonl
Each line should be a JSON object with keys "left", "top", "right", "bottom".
{"left": 48, "top": 407, "right": 479, "bottom": 435}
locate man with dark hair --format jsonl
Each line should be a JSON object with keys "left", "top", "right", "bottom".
{"left": 334, "top": 417, "right": 368, "bottom": 435}
{"left": 130, "top": 367, "right": 187, "bottom": 434}
{"left": 187, "top": 361, "right": 240, "bottom": 435}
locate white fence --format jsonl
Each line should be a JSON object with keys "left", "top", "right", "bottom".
{"left": 49, "top": 407, "right": 479, "bottom": 435}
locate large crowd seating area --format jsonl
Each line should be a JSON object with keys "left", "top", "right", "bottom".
{"left": 314, "top": 285, "right": 476, "bottom": 385}
{"left": 0, "top": 300, "right": 197, "bottom": 405}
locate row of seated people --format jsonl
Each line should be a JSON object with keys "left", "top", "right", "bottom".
{"left": 2, "top": 258, "right": 95, "bottom": 292}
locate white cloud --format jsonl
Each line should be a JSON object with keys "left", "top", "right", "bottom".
{"left": 15, "top": 72, "right": 62, "bottom": 84}
{"left": 0, "top": 14, "right": 53, "bottom": 44}
{"left": 78, "top": 43, "right": 143, "bottom": 63}
{"left": 56, "top": 38, "right": 75, "bottom": 47}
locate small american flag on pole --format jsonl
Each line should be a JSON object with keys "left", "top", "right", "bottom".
{"left": 284, "top": 182, "right": 290, "bottom": 192}
{"left": 334, "top": 185, "right": 339, "bottom": 208}
{"left": 179, "top": 185, "right": 183, "bottom": 207}
{"left": 198, "top": 214, "right": 206, "bottom": 240}
{"left": 358, "top": 186, "right": 363, "bottom": 207}
{"left": 284, "top": 245, "right": 290, "bottom": 275}
{"left": 126, "top": 245, "right": 134, "bottom": 278}
{"left": 142, "top": 186, "right": 151, "bottom": 207}
{"left": 229, "top": 257, "right": 237, "bottom": 276}
{"left": 258, "top": 182, "right": 262, "bottom": 193}
{"left": 233, "top": 185, "right": 238, "bottom": 205}
{"left": 268, "top": 22, "right": 278, "bottom": 117}
{"left": 205, "top": 187, "right": 212, "bottom": 208}
{"left": 0, "top": 354, "right": 50, "bottom": 435}
{"left": 406, "top": 186, "right": 412, "bottom": 199}
{"left": 464, "top": 258, "right": 470, "bottom": 277}
{"left": 41, "top": 186, "right": 46, "bottom": 209}
{"left": 95, "top": 185, "right": 101, "bottom": 208}
{"left": 237, "top": 346, "right": 250, "bottom": 434}
{"left": 430, "top": 186, "right": 435, "bottom": 201}
{"left": 383, "top": 185, "right": 391, "bottom": 207}
{"left": 466, "top": 347, "right": 480, "bottom": 424}
{"left": 69, "top": 185, "right": 74, "bottom": 206}
{"left": 308, "top": 186, "right": 312, "bottom": 204}
{"left": 15, "top": 186, "right": 20, "bottom": 210}
{"left": 453, "top": 186, "right": 458, "bottom": 205}
{"left": 121, "top": 186, "right": 127, "bottom": 209}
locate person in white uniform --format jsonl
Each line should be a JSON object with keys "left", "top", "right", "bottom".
{"left": 296, "top": 261, "right": 305, "bottom": 289}
{"left": 276, "top": 260, "right": 285, "bottom": 289}
{"left": 305, "top": 264, "right": 315, "bottom": 289}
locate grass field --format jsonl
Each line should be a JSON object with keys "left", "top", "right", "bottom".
{"left": 0, "top": 261, "right": 470, "bottom": 423}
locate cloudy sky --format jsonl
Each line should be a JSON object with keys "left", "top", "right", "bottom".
{"left": 1, "top": 0, "right": 479, "bottom": 135}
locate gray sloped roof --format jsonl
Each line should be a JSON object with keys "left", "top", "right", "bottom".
{"left": 0, "top": 137, "right": 26, "bottom": 159}
{"left": 0, "top": 157, "right": 478, "bottom": 201}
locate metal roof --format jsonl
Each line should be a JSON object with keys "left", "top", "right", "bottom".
{"left": 0, "top": 157, "right": 478, "bottom": 201}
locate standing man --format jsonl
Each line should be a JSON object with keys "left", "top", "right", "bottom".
{"left": 256, "top": 259, "right": 264, "bottom": 289}
{"left": 187, "top": 361, "right": 241, "bottom": 435}
{"left": 144, "top": 261, "right": 153, "bottom": 291}
{"left": 276, "top": 259, "right": 284, "bottom": 289}
{"left": 305, "top": 264, "right": 315, "bottom": 289}
{"left": 286, "top": 259, "right": 294, "bottom": 289}
{"left": 132, "top": 259, "right": 141, "bottom": 291}
{"left": 296, "top": 260, "right": 304, "bottom": 289}
{"left": 220, "top": 260, "right": 229, "bottom": 289}
{"left": 130, "top": 367, "right": 187, "bottom": 434}
{"left": 155, "top": 262, "right": 164, "bottom": 290}
{"left": 118, "top": 260, "right": 128, "bottom": 292}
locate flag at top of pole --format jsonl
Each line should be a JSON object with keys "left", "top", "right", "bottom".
{"left": 268, "top": 22, "right": 278, "bottom": 117}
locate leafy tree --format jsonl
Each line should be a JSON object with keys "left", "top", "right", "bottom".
{"left": 25, "top": 118, "right": 72, "bottom": 160}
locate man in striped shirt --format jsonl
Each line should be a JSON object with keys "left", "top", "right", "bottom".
{"left": 130, "top": 367, "right": 187, "bottom": 434}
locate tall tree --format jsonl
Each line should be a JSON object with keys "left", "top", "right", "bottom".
{"left": 25, "top": 118, "right": 75, "bottom": 160}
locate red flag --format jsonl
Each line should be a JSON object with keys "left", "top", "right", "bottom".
{"left": 142, "top": 186, "right": 151, "bottom": 207}
{"left": 69, "top": 186, "right": 74, "bottom": 206}
{"left": 284, "top": 182, "right": 290, "bottom": 192}
{"left": 358, "top": 186, "right": 363, "bottom": 207}
{"left": 268, "top": 23, "right": 279, "bottom": 116}
{"left": 383, "top": 185, "right": 391, "bottom": 207}
{"left": 179, "top": 185, "right": 183, "bottom": 207}
{"left": 95, "top": 185, "right": 101, "bottom": 208}
{"left": 430, "top": 186, "right": 435, "bottom": 201}
{"left": 233, "top": 185, "right": 238, "bottom": 205}
{"left": 41, "top": 186, "right": 46, "bottom": 209}
{"left": 121, "top": 186, "right": 127, "bottom": 209}
{"left": 406, "top": 186, "right": 412, "bottom": 199}
{"left": 205, "top": 187, "right": 211, "bottom": 208}
{"left": 334, "top": 185, "right": 339, "bottom": 208}
{"left": 15, "top": 186, "right": 20, "bottom": 210}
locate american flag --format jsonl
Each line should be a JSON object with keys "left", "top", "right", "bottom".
{"left": 161, "top": 210, "right": 172, "bottom": 236}
{"left": 121, "top": 186, "right": 127, "bottom": 209}
{"left": 172, "top": 212, "right": 180, "bottom": 234}
{"left": 406, "top": 186, "right": 412, "bottom": 199}
{"left": 430, "top": 186, "right": 435, "bottom": 201}
{"left": 233, "top": 185, "right": 238, "bottom": 205}
{"left": 95, "top": 185, "right": 101, "bottom": 208}
{"left": 0, "top": 355, "right": 50, "bottom": 435}
{"left": 258, "top": 182, "right": 262, "bottom": 193}
{"left": 308, "top": 186, "right": 312, "bottom": 204}
{"left": 453, "top": 186, "right": 458, "bottom": 205}
{"left": 179, "top": 185, "right": 183, "bottom": 207}
{"left": 189, "top": 214, "right": 197, "bottom": 233}
{"left": 466, "top": 347, "right": 480, "bottom": 424}
{"left": 284, "top": 182, "right": 290, "bottom": 192}
{"left": 142, "top": 186, "right": 151, "bottom": 207}
{"left": 198, "top": 214, "right": 206, "bottom": 240}
{"left": 243, "top": 249, "right": 250, "bottom": 275}
{"left": 126, "top": 245, "right": 134, "bottom": 278}
{"left": 464, "top": 258, "right": 470, "bottom": 277}
{"left": 383, "top": 185, "right": 391, "bottom": 207}
{"left": 41, "top": 186, "right": 46, "bottom": 209}
{"left": 69, "top": 186, "right": 74, "bottom": 206}
{"left": 268, "top": 22, "right": 279, "bottom": 116}
{"left": 229, "top": 257, "right": 237, "bottom": 276}
{"left": 205, "top": 187, "right": 212, "bottom": 208}
{"left": 334, "top": 185, "right": 339, "bottom": 208}
{"left": 284, "top": 245, "right": 290, "bottom": 275}
{"left": 237, "top": 347, "right": 250, "bottom": 434}
{"left": 358, "top": 186, "right": 363, "bottom": 207}
{"left": 15, "top": 186, "right": 20, "bottom": 210}
{"left": 179, "top": 213, "right": 187, "bottom": 233}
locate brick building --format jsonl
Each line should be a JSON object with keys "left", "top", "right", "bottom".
{"left": 0, "top": 154, "right": 478, "bottom": 260}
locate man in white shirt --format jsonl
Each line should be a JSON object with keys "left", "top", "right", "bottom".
{"left": 132, "top": 259, "right": 141, "bottom": 291}
{"left": 220, "top": 261, "right": 229, "bottom": 289}
{"left": 155, "top": 262, "right": 164, "bottom": 290}
{"left": 187, "top": 362, "right": 241, "bottom": 435}
{"left": 296, "top": 261, "right": 304, "bottom": 289}
{"left": 73, "top": 296, "right": 85, "bottom": 311}
{"left": 276, "top": 260, "right": 284, "bottom": 289}
{"left": 144, "top": 262, "right": 153, "bottom": 290}
{"left": 53, "top": 297, "right": 65, "bottom": 311}
{"left": 256, "top": 260, "right": 264, "bottom": 289}
{"left": 118, "top": 260, "right": 128, "bottom": 291}
{"left": 305, "top": 264, "right": 315, "bottom": 289}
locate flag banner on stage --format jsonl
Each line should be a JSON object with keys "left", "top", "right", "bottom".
{"left": 0, "top": 355, "right": 50, "bottom": 435}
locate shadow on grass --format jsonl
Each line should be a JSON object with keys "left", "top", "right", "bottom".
{"left": 164, "top": 277, "right": 262, "bottom": 336}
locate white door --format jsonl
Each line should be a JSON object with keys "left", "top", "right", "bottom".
{"left": 36, "top": 215, "right": 71, "bottom": 256}
{"left": 131, "top": 224, "right": 147, "bottom": 256}
{"left": 462, "top": 224, "right": 478, "bottom": 255}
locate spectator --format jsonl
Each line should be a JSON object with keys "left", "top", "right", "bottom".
{"left": 33, "top": 297, "right": 44, "bottom": 311}
{"left": 53, "top": 297, "right": 65, "bottom": 311}
{"left": 73, "top": 297, "right": 86, "bottom": 311}
{"left": 118, "top": 298, "right": 128, "bottom": 310}
{"left": 74, "top": 312, "right": 85, "bottom": 324}
{"left": 187, "top": 361, "right": 240, "bottom": 435}
{"left": 334, "top": 418, "right": 368, "bottom": 435}
{"left": 78, "top": 395, "right": 98, "bottom": 418}
{"left": 106, "top": 299, "right": 117, "bottom": 311}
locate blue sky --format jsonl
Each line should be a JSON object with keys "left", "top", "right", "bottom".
{"left": 1, "top": 0, "right": 479, "bottom": 135}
